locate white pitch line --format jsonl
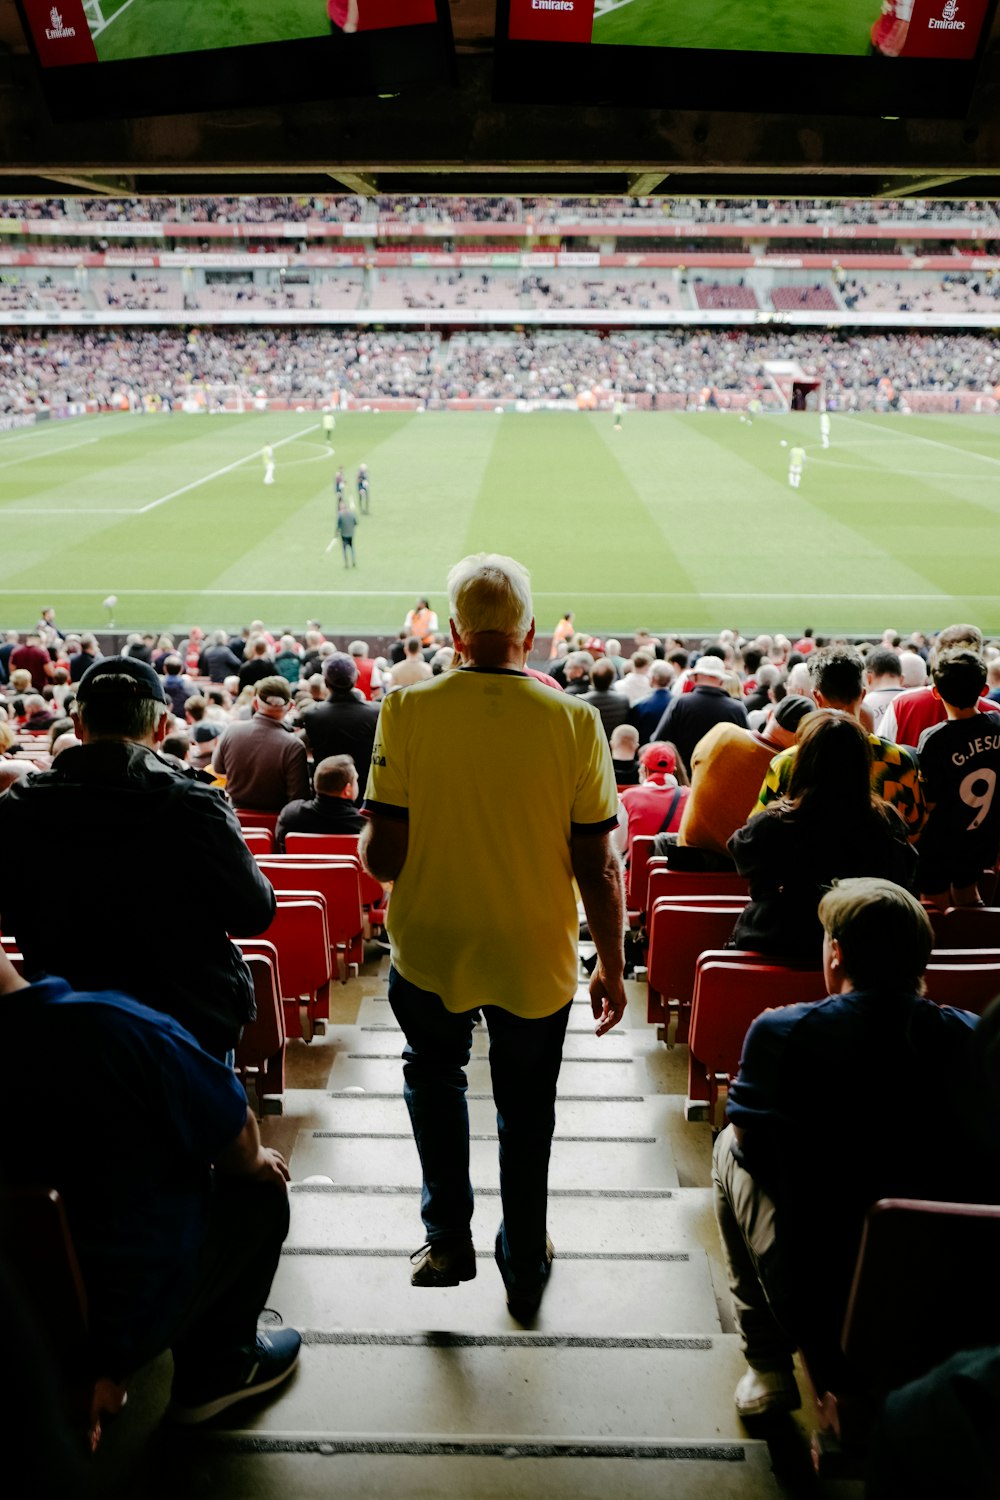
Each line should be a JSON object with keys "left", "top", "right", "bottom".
{"left": 593, "top": 0, "right": 637, "bottom": 15}
{"left": 839, "top": 413, "right": 1000, "bottom": 469}
{"left": 135, "top": 423, "right": 320, "bottom": 514}
{"left": 0, "top": 588, "right": 970, "bottom": 601}
{"left": 0, "top": 437, "right": 99, "bottom": 472}
{"left": 88, "top": 0, "right": 140, "bottom": 37}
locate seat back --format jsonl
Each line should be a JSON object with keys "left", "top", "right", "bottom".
{"left": 923, "top": 962, "right": 1000, "bottom": 1015}
{"left": 241, "top": 826, "right": 274, "bottom": 854}
{"left": 238, "top": 897, "right": 331, "bottom": 1038}
{"left": 645, "top": 900, "right": 745, "bottom": 1032}
{"left": 687, "top": 956, "right": 828, "bottom": 1121}
{"left": 257, "top": 856, "right": 364, "bottom": 960}
{"left": 234, "top": 808, "right": 279, "bottom": 834}
{"left": 626, "top": 835, "right": 656, "bottom": 915}
{"left": 841, "top": 1198, "right": 1000, "bottom": 1394}
{"left": 0, "top": 1187, "right": 89, "bottom": 1368}
{"left": 927, "top": 905, "right": 1000, "bottom": 948}
{"left": 234, "top": 951, "right": 286, "bottom": 1111}
{"left": 282, "top": 836, "right": 385, "bottom": 914}
{"left": 285, "top": 832, "right": 361, "bottom": 858}
{"left": 646, "top": 863, "right": 749, "bottom": 918}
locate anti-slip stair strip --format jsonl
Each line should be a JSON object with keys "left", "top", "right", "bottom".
{"left": 298, "top": 1331, "right": 714, "bottom": 1349}
{"left": 200, "top": 1436, "right": 746, "bottom": 1462}
{"left": 348, "top": 1053, "right": 634, "bottom": 1063}
{"left": 290, "top": 1184, "right": 675, "bottom": 1198}
{"left": 327, "top": 1093, "right": 647, "bottom": 1103}
{"left": 281, "top": 1248, "right": 691, "bottom": 1261}
{"left": 309, "top": 1131, "right": 657, "bottom": 1143}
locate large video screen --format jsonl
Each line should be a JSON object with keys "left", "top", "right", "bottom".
{"left": 507, "top": 0, "right": 991, "bottom": 59}
{"left": 20, "top": 0, "right": 439, "bottom": 66}
{"left": 496, "top": 0, "right": 998, "bottom": 114}
{"left": 17, "top": 0, "right": 452, "bottom": 117}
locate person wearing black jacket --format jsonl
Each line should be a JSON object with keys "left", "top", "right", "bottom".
{"left": 0, "top": 656, "right": 275, "bottom": 1059}
{"left": 302, "top": 653, "right": 379, "bottom": 803}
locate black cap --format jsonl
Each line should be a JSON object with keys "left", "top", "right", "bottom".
{"left": 77, "top": 655, "right": 167, "bottom": 704}
{"left": 773, "top": 694, "right": 815, "bottom": 732}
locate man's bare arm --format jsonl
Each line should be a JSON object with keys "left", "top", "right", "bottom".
{"left": 215, "top": 1107, "right": 290, "bottom": 1191}
{"left": 359, "top": 815, "right": 409, "bottom": 884}
{"left": 571, "top": 831, "right": 627, "bottom": 1037}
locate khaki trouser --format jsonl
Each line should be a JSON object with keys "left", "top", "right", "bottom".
{"left": 712, "top": 1124, "right": 796, "bottom": 1373}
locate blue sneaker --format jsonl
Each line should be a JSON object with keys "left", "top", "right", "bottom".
{"left": 169, "top": 1327, "right": 301, "bottom": 1424}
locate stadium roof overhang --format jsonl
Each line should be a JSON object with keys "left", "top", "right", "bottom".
{"left": 2, "top": 0, "right": 1000, "bottom": 200}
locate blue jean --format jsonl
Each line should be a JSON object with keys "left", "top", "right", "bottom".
{"left": 388, "top": 965, "right": 571, "bottom": 1294}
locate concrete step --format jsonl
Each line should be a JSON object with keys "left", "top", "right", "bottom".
{"left": 270, "top": 1245, "right": 722, "bottom": 1336}
{"left": 180, "top": 1442, "right": 789, "bottom": 1500}
{"left": 217, "top": 1335, "right": 759, "bottom": 1442}
{"left": 288, "top": 1131, "right": 679, "bottom": 1191}
{"left": 327, "top": 1055, "right": 640, "bottom": 1097}
{"left": 353, "top": 999, "right": 632, "bottom": 1053}
{"left": 345, "top": 1028, "right": 635, "bottom": 1062}
{"left": 316, "top": 1086, "right": 692, "bottom": 1140}
{"left": 287, "top": 1183, "right": 717, "bottom": 1256}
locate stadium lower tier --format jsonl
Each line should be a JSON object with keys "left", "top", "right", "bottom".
{"left": 3, "top": 327, "right": 1000, "bottom": 412}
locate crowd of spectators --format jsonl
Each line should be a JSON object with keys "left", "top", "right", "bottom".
{"left": 5, "top": 194, "right": 999, "bottom": 228}
{"left": 5, "top": 326, "right": 1000, "bottom": 412}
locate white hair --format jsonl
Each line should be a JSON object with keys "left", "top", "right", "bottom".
{"left": 786, "top": 662, "right": 813, "bottom": 696}
{"left": 899, "top": 650, "right": 928, "bottom": 688}
{"left": 447, "top": 553, "right": 533, "bottom": 641}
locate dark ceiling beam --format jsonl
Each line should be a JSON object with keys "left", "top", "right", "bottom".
{"left": 36, "top": 172, "right": 136, "bottom": 195}
{"left": 627, "top": 173, "right": 668, "bottom": 196}
{"left": 326, "top": 171, "right": 378, "bottom": 195}
{"left": 2, "top": 53, "right": 1000, "bottom": 193}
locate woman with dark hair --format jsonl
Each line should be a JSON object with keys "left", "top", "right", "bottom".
{"left": 727, "top": 709, "right": 917, "bottom": 961}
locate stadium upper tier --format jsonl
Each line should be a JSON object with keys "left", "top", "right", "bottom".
{"left": 1, "top": 266, "right": 999, "bottom": 327}
{"left": 3, "top": 329, "right": 999, "bottom": 414}
{"left": 5, "top": 195, "right": 1000, "bottom": 229}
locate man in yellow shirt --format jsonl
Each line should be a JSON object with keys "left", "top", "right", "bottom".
{"left": 361, "top": 553, "right": 626, "bottom": 1319}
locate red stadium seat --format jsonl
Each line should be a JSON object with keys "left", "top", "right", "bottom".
{"left": 645, "top": 900, "right": 747, "bottom": 1033}
{"left": 234, "top": 809, "right": 279, "bottom": 835}
{"left": 234, "top": 949, "right": 286, "bottom": 1115}
{"left": 257, "top": 856, "right": 364, "bottom": 982}
{"left": 687, "top": 956, "right": 828, "bottom": 1124}
{"left": 235, "top": 896, "right": 331, "bottom": 1042}
{"left": 922, "top": 962, "right": 1000, "bottom": 1015}
{"left": 926, "top": 905, "right": 1000, "bottom": 948}
{"left": 285, "top": 832, "right": 361, "bottom": 858}
{"left": 284, "top": 833, "right": 387, "bottom": 934}
{"left": 625, "top": 835, "right": 657, "bottom": 922}
{"left": 646, "top": 862, "right": 749, "bottom": 918}
{"left": 804, "top": 1198, "right": 1000, "bottom": 1471}
{"left": 241, "top": 826, "right": 274, "bottom": 854}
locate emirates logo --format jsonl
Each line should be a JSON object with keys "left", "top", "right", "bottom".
{"left": 44, "top": 4, "right": 77, "bottom": 36}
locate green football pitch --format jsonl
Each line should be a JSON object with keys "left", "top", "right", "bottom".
{"left": 2, "top": 408, "right": 999, "bottom": 638}
{"left": 591, "top": 0, "right": 874, "bottom": 54}
{"left": 91, "top": 0, "right": 327, "bottom": 62}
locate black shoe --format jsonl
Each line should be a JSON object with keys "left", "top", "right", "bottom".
{"left": 496, "top": 1232, "right": 554, "bottom": 1321}
{"left": 169, "top": 1327, "right": 301, "bottom": 1424}
{"left": 410, "top": 1238, "right": 476, "bottom": 1288}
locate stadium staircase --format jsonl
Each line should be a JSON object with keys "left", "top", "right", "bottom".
{"left": 94, "top": 953, "right": 860, "bottom": 1499}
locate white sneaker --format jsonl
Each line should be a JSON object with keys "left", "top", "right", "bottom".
{"left": 734, "top": 1367, "right": 801, "bottom": 1418}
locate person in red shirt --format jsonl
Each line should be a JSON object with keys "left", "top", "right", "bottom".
{"left": 614, "top": 741, "right": 690, "bottom": 864}
{"left": 348, "top": 639, "right": 382, "bottom": 701}
{"left": 9, "top": 634, "right": 52, "bottom": 692}
{"left": 879, "top": 623, "right": 1000, "bottom": 748}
